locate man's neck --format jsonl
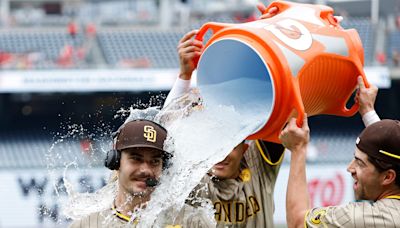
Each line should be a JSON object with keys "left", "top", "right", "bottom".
{"left": 115, "top": 192, "right": 150, "bottom": 216}
{"left": 377, "top": 187, "right": 400, "bottom": 200}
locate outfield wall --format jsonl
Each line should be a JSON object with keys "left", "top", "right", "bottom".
{"left": 0, "top": 164, "right": 354, "bottom": 227}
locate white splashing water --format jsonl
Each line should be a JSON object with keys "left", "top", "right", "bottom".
{"left": 62, "top": 164, "right": 115, "bottom": 219}
{"left": 134, "top": 89, "right": 266, "bottom": 227}
{"left": 60, "top": 107, "right": 165, "bottom": 219}
{"left": 62, "top": 88, "right": 269, "bottom": 227}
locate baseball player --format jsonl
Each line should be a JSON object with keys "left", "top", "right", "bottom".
{"left": 165, "top": 10, "right": 381, "bottom": 226}
{"left": 163, "top": 5, "right": 286, "bottom": 227}
{"left": 163, "top": 24, "right": 286, "bottom": 227}
{"left": 280, "top": 116, "right": 400, "bottom": 228}
{"left": 69, "top": 119, "right": 173, "bottom": 228}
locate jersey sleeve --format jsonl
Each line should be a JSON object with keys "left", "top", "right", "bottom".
{"left": 305, "top": 205, "right": 352, "bottom": 228}
{"left": 244, "top": 140, "right": 285, "bottom": 189}
{"left": 163, "top": 78, "right": 191, "bottom": 107}
{"left": 305, "top": 200, "right": 400, "bottom": 228}
{"left": 245, "top": 140, "right": 284, "bottom": 175}
{"left": 362, "top": 110, "right": 381, "bottom": 127}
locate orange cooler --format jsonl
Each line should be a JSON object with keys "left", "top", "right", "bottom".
{"left": 195, "top": 0, "right": 369, "bottom": 143}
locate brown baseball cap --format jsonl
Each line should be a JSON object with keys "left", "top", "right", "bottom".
{"left": 115, "top": 119, "right": 167, "bottom": 152}
{"left": 356, "top": 119, "right": 400, "bottom": 165}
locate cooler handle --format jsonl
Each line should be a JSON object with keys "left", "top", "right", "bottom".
{"left": 262, "top": 1, "right": 293, "bottom": 15}
{"left": 195, "top": 22, "right": 230, "bottom": 42}
{"left": 338, "top": 68, "right": 370, "bottom": 117}
{"left": 194, "top": 22, "right": 231, "bottom": 66}
{"left": 292, "top": 80, "right": 306, "bottom": 127}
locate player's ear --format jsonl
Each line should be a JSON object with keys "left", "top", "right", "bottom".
{"left": 382, "top": 169, "right": 396, "bottom": 186}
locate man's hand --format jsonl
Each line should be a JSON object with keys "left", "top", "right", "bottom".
{"left": 279, "top": 116, "right": 310, "bottom": 152}
{"left": 257, "top": 3, "right": 279, "bottom": 19}
{"left": 257, "top": 3, "right": 343, "bottom": 23}
{"left": 355, "top": 76, "right": 378, "bottom": 116}
{"left": 177, "top": 30, "right": 203, "bottom": 80}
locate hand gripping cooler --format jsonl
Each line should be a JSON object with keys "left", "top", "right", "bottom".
{"left": 195, "top": 1, "right": 369, "bottom": 143}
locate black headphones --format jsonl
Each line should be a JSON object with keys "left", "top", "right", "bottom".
{"left": 105, "top": 149, "right": 121, "bottom": 170}
{"left": 104, "top": 120, "right": 172, "bottom": 171}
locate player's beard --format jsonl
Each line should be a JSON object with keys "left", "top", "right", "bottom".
{"left": 118, "top": 178, "right": 153, "bottom": 203}
{"left": 126, "top": 183, "right": 153, "bottom": 199}
{"left": 127, "top": 172, "right": 155, "bottom": 198}
{"left": 354, "top": 182, "right": 368, "bottom": 200}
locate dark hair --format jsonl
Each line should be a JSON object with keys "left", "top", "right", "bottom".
{"left": 368, "top": 156, "right": 400, "bottom": 187}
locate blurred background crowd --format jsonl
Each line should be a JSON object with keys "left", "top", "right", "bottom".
{"left": 0, "top": 0, "right": 399, "bottom": 227}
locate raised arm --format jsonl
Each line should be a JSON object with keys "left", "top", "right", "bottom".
{"left": 279, "top": 116, "right": 310, "bottom": 228}
{"left": 164, "top": 30, "right": 203, "bottom": 107}
{"left": 164, "top": 3, "right": 280, "bottom": 108}
{"left": 355, "top": 76, "right": 380, "bottom": 126}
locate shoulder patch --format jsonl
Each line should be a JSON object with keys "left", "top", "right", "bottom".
{"left": 310, "top": 209, "right": 326, "bottom": 225}
{"left": 239, "top": 168, "right": 251, "bottom": 182}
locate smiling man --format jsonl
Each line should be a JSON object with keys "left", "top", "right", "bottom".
{"left": 69, "top": 119, "right": 172, "bottom": 227}
{"left": 195, "top": 140, "right": 285, "bottom": 227}
{"left": 163, "top": 1, "right": 386, "bottom": 226}
{"left": 280, "top": 118, "right": 400, "bottom": 228}
{"left": 211, "top": 143, "right": 246, "bottom": 179}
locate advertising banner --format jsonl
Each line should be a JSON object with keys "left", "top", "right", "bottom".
{"left": 0, "top": 168, "right": 110, "bottom": 227}
{"left": 0, "top": 165, "right": 354, "bottom": 227}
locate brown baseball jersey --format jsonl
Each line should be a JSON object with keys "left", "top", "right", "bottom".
{"left": 69, "top": 205, "right": 214, "bottom": 228}
{"left": 69, "top": 204, "right": 198, "bottom": 228}
{"left": 69, "top": 141, "right": 283, "bottom": 228}
{"left": 305, "top": 197, "right": 400, "bottom": 228}
{"left": 68, "top": 207, "right": 137, "bottom": 228}
{"left": 174, "top": 139, "right": 284, "bottom": 228}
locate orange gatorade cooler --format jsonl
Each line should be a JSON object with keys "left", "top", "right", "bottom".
{"left": 195, "top": 0, "right": 369, "bottom": 143}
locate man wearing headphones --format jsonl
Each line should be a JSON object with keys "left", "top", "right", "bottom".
{"left": 69, "top": 119, "right": 171, "bottom": 227}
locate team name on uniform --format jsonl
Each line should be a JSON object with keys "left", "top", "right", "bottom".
{"left": 214, "top": 196, "right": 260, "bottom": 224}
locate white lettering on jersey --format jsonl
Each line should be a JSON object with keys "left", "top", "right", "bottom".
{"left": 214, "top": 196, "right": 261, "bottom": 224}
